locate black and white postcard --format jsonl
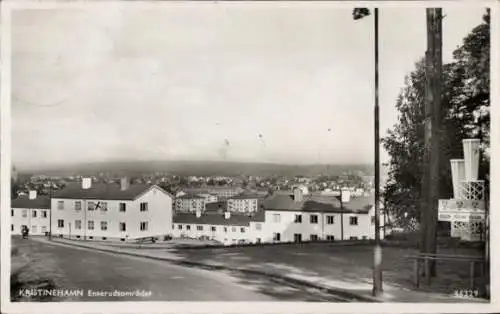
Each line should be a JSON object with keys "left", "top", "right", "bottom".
{"left": 1, "top": 1, "right": 498, "bottom": 313}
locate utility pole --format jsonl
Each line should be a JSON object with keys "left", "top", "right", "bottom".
{"left": 421, "top": 8, "right": 442, "bottom": 280}
{"left": 352, "top": 6, "right": 382, "bottom": 295}
{"left": 372, "top": 8, "right": 383, "bottom": 296}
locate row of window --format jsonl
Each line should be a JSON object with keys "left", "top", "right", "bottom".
{"left": 176, "top": 224, "right": 252, "bottom": 233}
{"left": 11, "top": 224, "right": 47, "bottom": 233}
{"left": 272, "top": 233, "right": 366, "bottom": 242}
{"left": 57, "top": 201, "right": 148, "bottom": 212}
{"left": 57, "top": 219, "right": 149, "bottom": 231}
{"left": 270, "top": 214, "right": 359, "bottom": 226}
{"left": 12, "top": 209, "right": 49, "bottom": 218}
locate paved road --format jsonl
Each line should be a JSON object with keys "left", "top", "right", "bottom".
{"left": 11, "top": 237, "right": 343, "bottom": 302}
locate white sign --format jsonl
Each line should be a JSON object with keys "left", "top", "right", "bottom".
{"left": 438, "top": 199, "right": 485, "bottom": 212}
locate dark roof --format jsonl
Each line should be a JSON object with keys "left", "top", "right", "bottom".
{"left": 173, "top": 212, "right": 253, "bottom": 226}
{"left": 206, "top": 201, "right": 226, "bottom": 211}
{"left": 177, "top": 194, "right": 205, "bottom": 200}
{"left": 262, "top": 194, "right": 372, "bottom": 214}
{"left": 12, "top": 195, "right": 51, "bottom": 209}
{"left": 53, "top": 183, "right": 169, "bottom": 201}
{"left": 228, "top": 194, "right": 264, "bottom": 200}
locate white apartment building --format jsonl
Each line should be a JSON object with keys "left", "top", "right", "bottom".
{"left": 226, "top": 194, "right": 262, "bottom": 214}
{"left": 182, "top": 186, "right": 245, "bottom": 199}
{"left": 11, "top": 191, "right": 51, "bottom": 235}
{"left": 50, "top": 178, "right": 173, "bottom": 241}
{"left": 174, "top": 194, "right": 206, "bottom": 212}
{"left": 171, "top": 210, "right": 265, "bottom": 245}
{"left": 260, "top": 188, "right": 381, "bottom": 242}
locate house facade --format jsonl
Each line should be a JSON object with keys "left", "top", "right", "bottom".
{"left": 171, "top": 210, "right": 265, "bottom": 245}
{"left": 226, "top": 194, "right": 261, "bottom": 214}
{"left": 11, "top": 191, "right": 51, "bottom": 235}
{"left": 174, "top": 194, "right": 206, "bottom": 212}
{"left": 50, "top": 178, "right": 173, "bottom": 241}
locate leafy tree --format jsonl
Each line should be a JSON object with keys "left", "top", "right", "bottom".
{"left": 382, "top": 10, "right": 490, "bottom": 224}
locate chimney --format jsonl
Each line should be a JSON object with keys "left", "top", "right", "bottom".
{"left": 293, "top": 187, "right": 303, "bottom": 202}
{"left": 341, "top": 189, "right": 351, "bottom": 203}
{"left": 224, "top": 211, "right": 231, "bottom": 219}
{"left": 28, "top": 190, "right": 37, "bottom": 200}
{"left": 82, "top": 177, "right": 92, "bottom": 190}
{"left": 196, "top": 210, "right": 201, "bottom": 218}
{"left": 120, "top": 177, "right": 130, "bottom": 191}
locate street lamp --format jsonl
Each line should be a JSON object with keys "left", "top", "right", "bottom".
{"left": 353, "top": 7, "right": 383, "bottom": 297}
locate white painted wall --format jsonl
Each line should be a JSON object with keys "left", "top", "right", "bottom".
{"left": 11, "top": 207, "right": 50, "bottom": 235}
{"left": 50, "top": 186, "right": 173, "bottom": 241}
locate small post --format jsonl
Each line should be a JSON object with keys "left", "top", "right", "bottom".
{"left": 425, "top": 256, "right": 431, "bottom": 285}
{"left": 470, "top": 261, "right": 475, "bottom": 290}
{"left": 414, "top": 258, "right": 420, "bottom": 288}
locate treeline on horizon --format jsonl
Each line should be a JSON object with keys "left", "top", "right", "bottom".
{"left": 15, "top": 160, "right": 377, "bottom": 178}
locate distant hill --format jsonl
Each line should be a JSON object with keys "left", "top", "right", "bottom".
{"left": 18, "top": 160, "right": 375, "bottom": 177}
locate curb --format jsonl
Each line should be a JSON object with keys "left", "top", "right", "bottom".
{"left": 42, "top": 238, "right": 380, "bottom": 303}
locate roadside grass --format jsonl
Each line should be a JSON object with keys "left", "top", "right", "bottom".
{"left": 173, "top": 241, "right": 488, "bottom": 297}
{"left": 10, "top": 237, "right": 63, "bottom": 302}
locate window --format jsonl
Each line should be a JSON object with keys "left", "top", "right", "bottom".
{"left": 211, "top": 226, "right": 216, "bottom": 232}
{"left": 232, "top": 227, "right": 236, "bottom": 232}
{"left": 310, "top": 234, "right": 319, "bottom": 241}
{"left": 240, "top": 227, "right": 245, "bottom": 233}
{"left": 100, "top": 202, "right": 108, "bottom": 211}
{"left": 58, "top": 219, "right": 64, "bottom": 228}
{"left": 294, "top": 233, "right": 302, "bottom": 242}
{"left": 310, "top": 214, "right": 318, "bottom": 224}
{"left": 32, "top": 210, "right": 37, "bottom": 218}
{"left": 140, "top": 221, "right": 148, "bottom": 231}
{"left": 119, "top": 222, "right": 126, "bottom": 232}
{"left": 75, "top": 201, "right": 82, "bottom": 211}
{"left": 350, "top": 216, "right": 358, "bottom": 226}
{"left": 273, "top": 232, "right": 281, "bottom": 242}
{"left": 89, "top": 236, "right": 94, "bottom": 240}
{"left": 196, "top": 225, "right": 203, "bottom": 231}
{"left": 101, "top": 221, "right": 108, "bottom": 231}
{"left": 57, "top": 201, "right": 64, "bottom": 210}
{"left": 11, "top": 210, "right": 14, "bottom": 217}
{"left": 88, "top": 220, "right": 94, "bottom": 230}
{"left": 178, "top": 224, "right": 183, "bottom": 230}
{"left": 88, "top": 201, "right": 95, "bottom": 211}
{"left": 11, "top": 224, "right": 14, "bottom": 231}
{"left": 75, "top": 220, "right": 82, "bottom": 230}
{"left": 327, "top": 215, "right": 335, "bottom": 224}
{"left": 255, "top": 223, "right": 262, "bottom": 231}
{"left": 326, "top": 235, "right": 335, "bottom": 241}
{"left": 140, "top": 202, "right": 148, "bottom": 212}
{"left": 371, "top": 216, "right": 375, "bottom": 225}
{"left": 42, "top": 211, "right": 48, "bottom": 218}
{"left": 22, "top": 210, "right": 27, "bottom": 218}
{"left": 186, "top": 225, "right": 191, "bottom": 230}
{"left": 224, "top": 227, "right": 228, "bottom": 233}
{"left": 273, "top": 214, "right": 281, "bottom": 223}
{"left": 294, "top": 214, "right": 302, "bottom": 223}
{"left": 120, "top": 203, "right": 126, "bottom": 212}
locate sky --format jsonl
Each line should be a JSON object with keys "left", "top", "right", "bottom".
{"left": 10, "top": 2, "right": 488, "bottom": 169}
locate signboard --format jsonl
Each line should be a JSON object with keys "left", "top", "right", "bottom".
{"left": 438, "top": 199, "right": 485, "bottom": 212}
{"left": 438, "top": 212, "right": 485, "bottom": 222}
{"left": 438, "top": 213, "right": 452, "bottom": 221}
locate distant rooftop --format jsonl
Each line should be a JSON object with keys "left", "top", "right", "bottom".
{"left": 176, "top": 193, "right": 205, "bottom": 200}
